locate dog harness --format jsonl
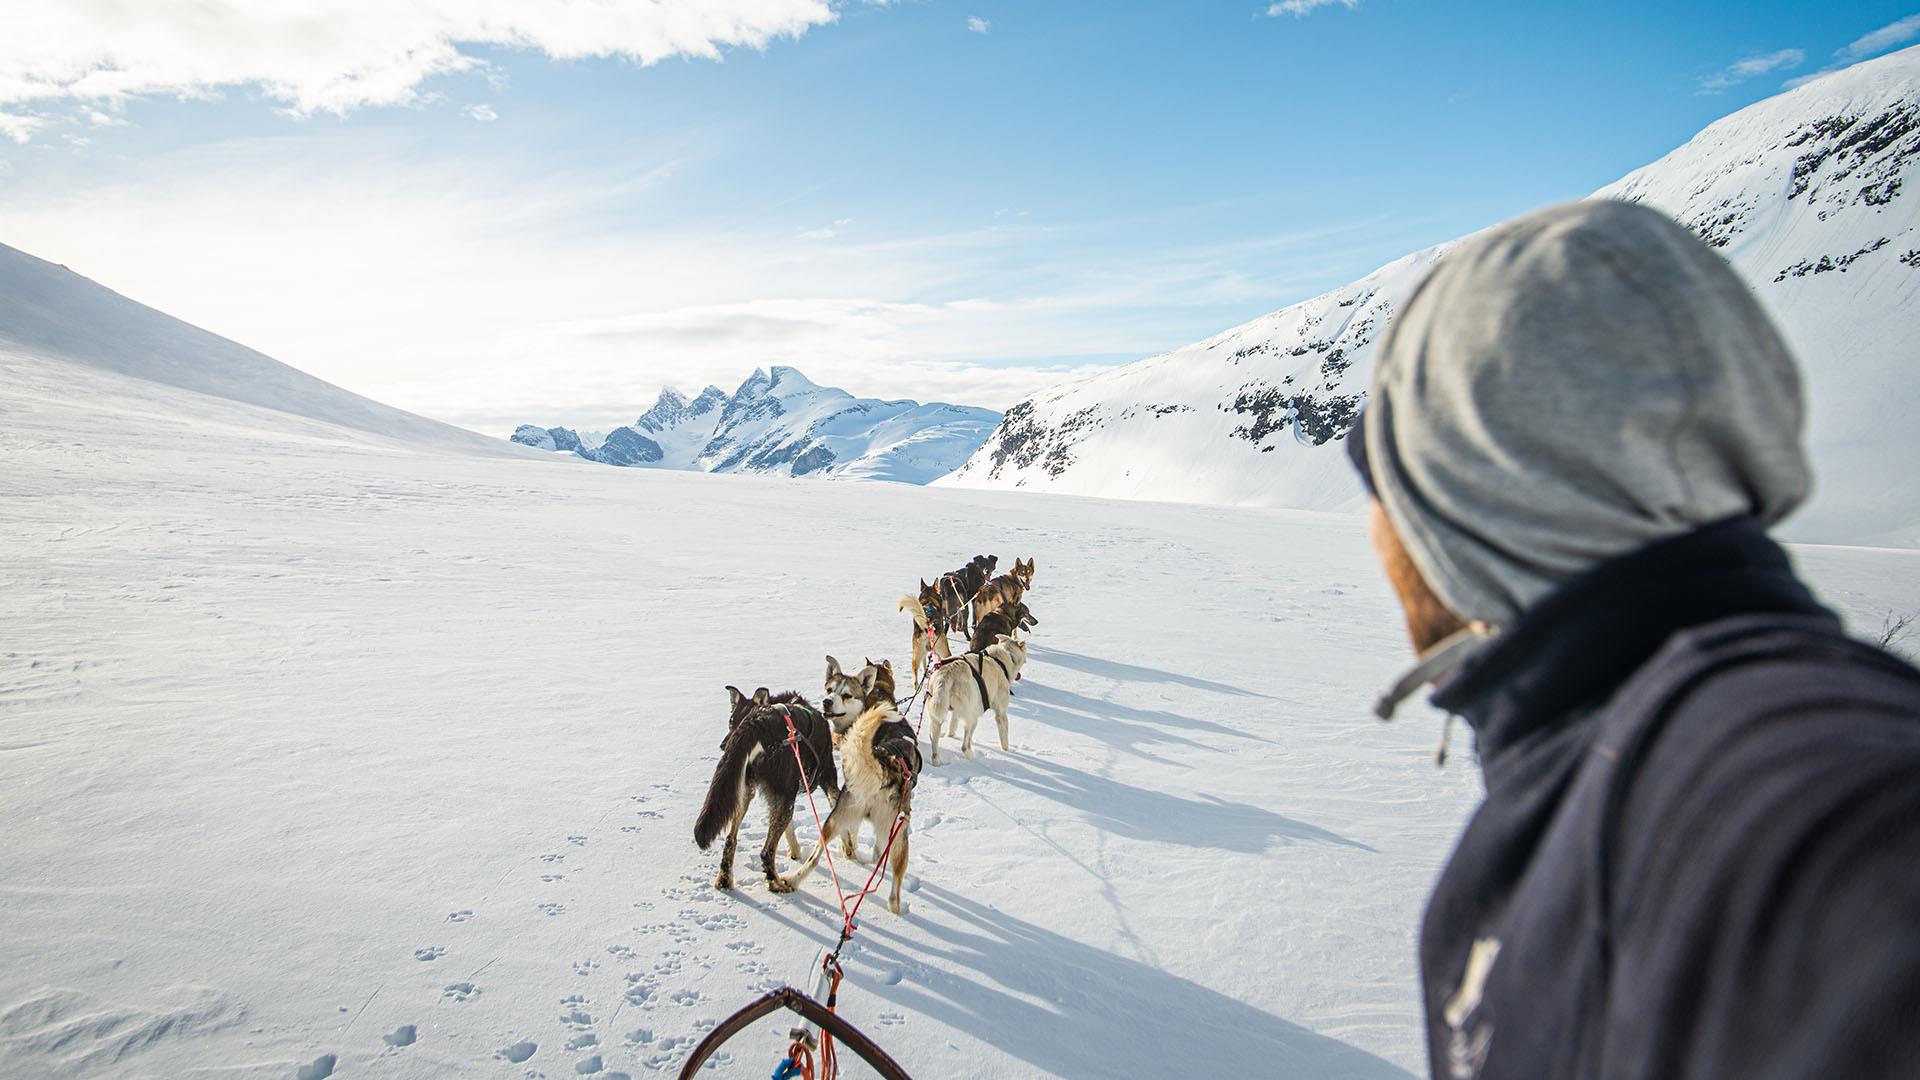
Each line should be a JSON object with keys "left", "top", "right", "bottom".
{"left": 958, "top": 650, "right": 1013, "bottom": 706}
{"left": 773, "top": 703, "right": 832, "bottom": 791}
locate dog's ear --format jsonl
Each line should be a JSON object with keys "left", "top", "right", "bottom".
{"left": 825, "top": 655, "right": 841, "bottom": 682}
{"left": 726, "top": 685, "right": 745, "bottom": 711}
{"left": 753, "top": 687, "right": 770, "bottom": 706}
{"left": 994, "top": 633, "right": 1011, "bottom": 646}
{"left": 858, "top": 666, "right": 878, "bottom": 694}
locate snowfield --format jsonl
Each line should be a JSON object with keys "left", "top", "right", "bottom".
{"left": 6, "top": 344, "right": 1920, "bottom": 1080}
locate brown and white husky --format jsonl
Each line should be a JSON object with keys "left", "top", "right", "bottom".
{"left": 775, "top": 700, "right": 921, "bottom": 914}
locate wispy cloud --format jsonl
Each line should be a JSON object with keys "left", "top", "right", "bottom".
{"left": 968, "top": 16, "right": 990, "bottom": 34}
{"left": 0, "top": 110, "right": 45, "bottom": 143}
{"left": 1266, "top": 0, "right": 1358, "bottom": 18}
{"left": 0, "top": 1, "right": 855, "bottom": 137}
{"left": 465, "top": 104, "right": 499, "bottom": 123}
{"left": 1783, "top": 14, "right": 1920, "bottom": 91}
{"left": 1839, "top": 14, "right": 1920, "bottom": 60}
{"left": 1696, "top": 48, "right": 1803, "bottom": 94}
{"left": 797, "top": 218, "right": 854, "bottom": 240}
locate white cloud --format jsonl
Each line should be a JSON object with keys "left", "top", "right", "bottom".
{"left": 796, "top": 217, "right": 853, "bottom": 239}
{"left": 0, "top": 110, "right": 45, "bottom": 143}
{"left": 968, "top": 16, "right": 990, "bottom": 34}
{"left": 0, "top": 1, "right": 848, "bottom": 127}
{"left": 1839, "top": 14, "right": 1920, "bottom": 60}
{"left": 1696, "top": 48, "right": 1803, "bottom": 93}
{"left": 1786, "top": 14, "right": 1920, "bottom": 90}
{"left": 1266, "top": 0, "right": 1357, "bottom": 17}
{"left": 466, "top": 104, "right": 499, "bottom": 122}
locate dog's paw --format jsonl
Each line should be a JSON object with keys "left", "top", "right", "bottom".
{"left": 768, "top": 878, "right": 797, "bottom": 894}
{"left": 712, "top": 875, "right": 733, "bottom": 891}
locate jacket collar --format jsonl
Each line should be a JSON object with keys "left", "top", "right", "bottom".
{"left": 1429, "top": 516, "right": 1835, "bottom": 770}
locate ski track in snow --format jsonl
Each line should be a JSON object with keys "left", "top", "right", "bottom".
{"left": 4, "top": 352, "right": 1919, "bottom": 1079}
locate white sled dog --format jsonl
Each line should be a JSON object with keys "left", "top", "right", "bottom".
{"left": 925, "top": 635, "right": 1029, "bottom": 765}
{"left": 775, "top": 701, "right": 920, "bottom": 913}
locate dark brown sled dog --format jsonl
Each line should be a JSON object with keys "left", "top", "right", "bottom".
{"left": 694, "top": 687, "right": 838, "bottom": 891}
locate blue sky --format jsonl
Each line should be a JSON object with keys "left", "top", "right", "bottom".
{"left": 1, "top": 2, "right": 1915, "bottom": 432}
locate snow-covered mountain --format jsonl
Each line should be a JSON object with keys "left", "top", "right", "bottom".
{"left": 513, "top": 366, "right": 1001, "bottom": 484}
{"left": 942, "top": 46, "right": 1920, "bottom": 547}
{"left": 0, "top": 242, "right": 523, "bottom": 458}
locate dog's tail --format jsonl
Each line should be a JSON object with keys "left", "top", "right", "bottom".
{"left": 845, "top": 702, "right": 897, "bottom": 764}
{"left": 898, "top": 594, "right": 930, "bottom": 631}
{"left": 694, "top": 725, "right": 765, "bottom": 850}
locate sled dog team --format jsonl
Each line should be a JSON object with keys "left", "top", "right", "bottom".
{"left": 693, "top": 555, "right": 1036, "bottom": 914}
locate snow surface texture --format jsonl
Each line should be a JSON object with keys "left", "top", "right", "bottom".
{"left": 6, "top": 321, "right": 1920, "bottom": 1080}
{"left": 513, "top": 367, "right": 1001, "bottom": 484}
{"left": 942, "top": 46, "right": 1920, "bottom": 548}
{"left": 0, "top": 243, "right": 526, "bottom": 460}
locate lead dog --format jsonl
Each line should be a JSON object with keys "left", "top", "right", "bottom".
{"left": 925, "top": 635, "right": 1029, "bottom": 764}
{"left": 971, "top": 558, "right": 1035, "bottom": 627}
{"left": 775, "top": 700, "right": 919, "bottom": 913}
{"left": 694, "top": 687, "right": 838, "bottom": 891}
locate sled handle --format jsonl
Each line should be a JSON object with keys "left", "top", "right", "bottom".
{"left": 675, "top": 986, "right": 913, "bottom": 1080}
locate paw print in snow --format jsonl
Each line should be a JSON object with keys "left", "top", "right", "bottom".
{"left": 413, "top": 945, "right": 444, "bottom": 961}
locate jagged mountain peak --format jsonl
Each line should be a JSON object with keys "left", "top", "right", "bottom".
{"left": 733, "top": 368, "right": 773, "bottom": 399}
{"left": 767, "top": 365, "right": 823, "bottom": 394}
{"left": 509, "top": 369, "right": 1001, "bottom": 484}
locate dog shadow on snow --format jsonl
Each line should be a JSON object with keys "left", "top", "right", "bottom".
{"left": 745, "top": 881, "right": 1415, "bottom": 1079}
{"left": 1029, "top": 645, "right": 1271, "bottom": 699}
{"left": 971, "top": 752, "right": 1373, "bottom": 853}
{"left": 1012, "top": 680, "right": 1271, "bottom": 762}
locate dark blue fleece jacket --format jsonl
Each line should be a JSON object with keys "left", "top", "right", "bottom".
{"left": 1421, "top": 517, "right": 1920, "bottom": 1079}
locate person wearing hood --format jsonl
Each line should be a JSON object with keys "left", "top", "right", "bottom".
{"left": 1349, "top": 199, "right": 1920, "bottom": 1079}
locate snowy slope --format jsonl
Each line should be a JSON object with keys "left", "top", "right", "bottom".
{"left": 943, "top": 46, "right": 1920, "bottom": 547}
{"left": 514, "top": 367, "right": 1001, "bottom": 484}
{"left": 0, "top": 242, "right": 525, "bottom": 458}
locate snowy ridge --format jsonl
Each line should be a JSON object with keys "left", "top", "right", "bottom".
{"left": 942, "top": 46, "right": 1920, "bottom": 547}
{"left": 514, "top": 365, "right": 1001, "bottom": 484}
{"left": 0, "top": 242, "right": 524, "bottom": 457}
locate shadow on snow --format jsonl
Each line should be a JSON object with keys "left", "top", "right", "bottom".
{"left": 975, "top": 752, "right": 1374, "bottom": 854}
{"left": 1011, "top": 680, "right": 1271, "bottom": 761}
{"left": 1029, "top": 645, "right": 1271, "bottom": 699}
{"left": 786, "top": 882, "right": 1417, "bottom": 1080}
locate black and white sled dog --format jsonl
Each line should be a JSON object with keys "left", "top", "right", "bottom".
{"left": 821, "top": 654, "right": 895, "bottom": 736}
{"left": 926, "top": 635, "right": 1029, "bottom": 764}
{"left": 780, "top": 667, "right": 922, "bottom": 913}
{"left": 694, "top": 686, "right": 838, "bottom": 892}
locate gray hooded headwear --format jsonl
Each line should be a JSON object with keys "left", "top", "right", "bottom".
{"left": 1364, "top": 199, "right": 1812, "bottom": 628}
